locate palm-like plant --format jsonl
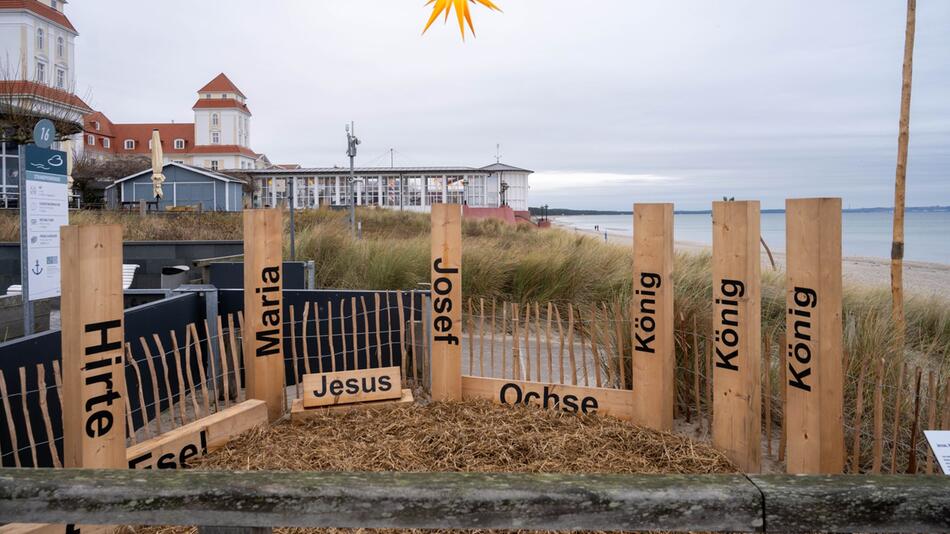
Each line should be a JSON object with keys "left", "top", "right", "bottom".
{"left": 423, "top": 0, "right": 501, "bottom": 39}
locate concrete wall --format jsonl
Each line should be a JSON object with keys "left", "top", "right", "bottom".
{"left": 0, "top": 240, "right": 244, "bottom": 291}
{"left": 0, "top": 295, "right": 51, "bottom": 340}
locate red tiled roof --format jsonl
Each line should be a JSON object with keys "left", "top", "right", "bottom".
{"left": 0, "top": 0, "right": 77, "bottom": 32}
{"left": 189, "top": 144, "right": 258, "bottom": 158}
{"left": 86, "top": 122, "right": 195, "bottom": 155}
{"left": 192, "top": 98, "right": 251, "bottom": 115}
{"left": 0, "top": 80, "right": 91, "bottom": 111}
{"left": 197, "top": 73, "right": 245, "bottom": 98}
{"left": 83, "top": 111, "right": 115, "bottom": 137}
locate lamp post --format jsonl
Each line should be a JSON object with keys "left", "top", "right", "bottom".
{"left": 345, "top": 122, "right": 360, "bottom": 237}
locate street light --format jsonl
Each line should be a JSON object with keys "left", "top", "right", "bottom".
{"left": 346, "top": 122, "right": 360, "bottom": 237}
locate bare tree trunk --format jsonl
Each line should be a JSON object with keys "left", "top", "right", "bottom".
{"left": 891, "top": 0, "right": 916, "bottom": 352}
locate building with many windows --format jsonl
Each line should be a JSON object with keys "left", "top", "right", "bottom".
{"left": 0, "top": 0, "right": 92, "bottom": 207}
{"left": 80, "top": 73, "right": 268, "bottom": 171}
{"left": 243, "top": 162, "right": 533, "bottom": 220}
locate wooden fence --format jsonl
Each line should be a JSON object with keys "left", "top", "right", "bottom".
{"left": 433, "top": 200, "right": 949, "bottom": 475}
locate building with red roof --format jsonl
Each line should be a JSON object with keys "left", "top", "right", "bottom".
{"left": 81, "top": 73, "right": 267, "bottom": 171}
{"left": 1, "top": 0, "right": 91, "bottom": 205}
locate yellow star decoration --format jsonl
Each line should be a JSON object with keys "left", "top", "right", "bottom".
{"left": 423, "top": 0, "right": 502, "bottom": 40}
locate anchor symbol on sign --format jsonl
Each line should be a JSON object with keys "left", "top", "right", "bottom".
{"left": 31, "top": 260, "right": 43, "bottom": 276}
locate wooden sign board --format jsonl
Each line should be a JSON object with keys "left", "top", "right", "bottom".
{"left": 631, "top": 203, "right": 675, "bottom": 431}
{"left": 711, "top": 201, "right": 762, "bottom": 473}
{"left": 60, "top": 225, "right": 126, "bottom": 470}
{"left": 785, "top": 198, "right": 844, "bottom": 474}
{"left": 461, "top": 376, "right": 634, "bottom": 420}
{"left": 430, "top": 204, "right": 462, "bottom": 401}
{"left": 302, "top": 367, "right": 402, "bottom": 408}
{"left": 127, "top": 399, "right": 267, "bottom": 470}
{"left": 243, "top": 209, "right": 285, "bottom": 422}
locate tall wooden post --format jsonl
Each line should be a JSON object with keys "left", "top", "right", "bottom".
{"left": 890, "top": 0, "right": 916, "bottom": 353}
{"left": 631, "top": 203, "right": 674, "bottom": 431}
{"left": 785, "top": 198, "right": 845, "bottom": 474}
{"left": 430, "top": 204, "right": 462, "bottom": 401}
{"left": 243, "top": 209, "right": 284, "bottom": 421}
{"left": 712, "top": 201, "right": 761, "bottom": 473}
{"left": 61, "top": 224, "right": 126, "bottom": 469}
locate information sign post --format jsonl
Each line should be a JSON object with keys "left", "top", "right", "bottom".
{"left": 18, "top": 119, "right": 68, "bottom": 335}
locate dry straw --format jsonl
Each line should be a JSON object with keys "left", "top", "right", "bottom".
{"left": 128, "top": 401, "right": 735, "bottom": 534}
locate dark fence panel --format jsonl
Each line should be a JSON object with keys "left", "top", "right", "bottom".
{"left": 218, "top": 289, "right": 427, "bottom": 386}
{"left": 0, "top": 293, "right": 203, "bottom": 467}
{"left": 123, "top": 293, "right": 205, "bottom": 434}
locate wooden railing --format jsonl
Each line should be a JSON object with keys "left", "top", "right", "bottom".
{"left": 0, "top": 469, "right": 947, "bottom": 533}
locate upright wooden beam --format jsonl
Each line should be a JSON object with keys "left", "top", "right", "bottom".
{"left": 631, "top": 203, "right": 674, "bottom": 431}
{"left": 61, "top": 224, "right": 126, "bottom": 469}
{"left": 784, "top": 198, "right": 844, "bottom": 474}
{"left": 712, "top": 201, "right": 762, "bottom": 473}
{"left": 430, "top": 204, "right": 462, "bottom": 401}
{"left": 242, "top": 209, "right": 284, "bottom": 421}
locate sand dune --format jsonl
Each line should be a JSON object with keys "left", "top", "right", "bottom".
{"left": 558, "top": 225, "right": 950, "bottom": 300}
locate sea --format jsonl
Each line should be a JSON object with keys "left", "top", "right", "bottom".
{"left": 553, "top": 211, "right": 950, "bottom": 264}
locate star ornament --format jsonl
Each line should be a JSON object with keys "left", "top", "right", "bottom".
{"left": 423, "top": 0, "right": 502, "bottom": 40}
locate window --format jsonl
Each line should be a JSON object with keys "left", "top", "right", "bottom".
{"left": 35, "top": 62, "right": 46, "bottom": 83}
{"left": 210, "top": 160, "right": 219, "bottom": 171}
{"left": 205, "top": 94, "right": 211, "bottom": 99}
{"left": 174, "top": 138, "right": 185, "bottom": 150}
{"left": 50, "top": 0, "right": 57, "bottom": 10}
{"left": 56, "top": 36, "right": 64, "bottom": 57}
{"left": 148, "top": 140, "right": 153, "bottom": 150}
{"left": 103, "top": 138, "right": 110, "bottom": 149}
{"left": 87, "top": 135, "right": 94, "bottom": 146}
{"left": 211, "top": 131, "right": 220, "bottom": 144}
{"left": 36, "top": 28, "right": 44, "bottom": 50}
{"left": 124, "top": 139, "right": 135, "bottom": 150}
{"left": 93, "top": 121, "right": 100, "bottom": 131}
{"left": 55, "top": 68, "right": 64, "bottom": 89}
{"left": 211, "top": 113, "right": 219, "bottom": 127}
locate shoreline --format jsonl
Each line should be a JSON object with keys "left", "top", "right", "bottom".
{"left": 554, "top": 223, "right": 950, "bottom": 299}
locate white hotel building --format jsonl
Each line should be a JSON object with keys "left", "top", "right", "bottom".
{"left": 243, "top": 162, "right": 534, "bottom": 219}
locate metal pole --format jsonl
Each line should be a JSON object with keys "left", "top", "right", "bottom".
{"left": 346, "top": 122, "right": 360, "bottom": 238}
{"left": 349, "top": 156, "right": 355, "bottom": 237}
{"left": 288, "top": 177, "right": 295, "bottom": 261}
{"left": 17, "top": 145, "right": 33, "bottom": 336}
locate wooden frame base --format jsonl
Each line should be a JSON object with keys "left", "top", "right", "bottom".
{"left": 290, "top": 390, "right": 415, "bottom": 424}
{"left": 461, "top": 376, "right": 634, "bottom": 421}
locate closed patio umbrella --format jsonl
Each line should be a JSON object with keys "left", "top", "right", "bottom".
{"left": 63, "top": 139, "right": 74, "bottom": 192}
{"left": 151, "top": 129, "right": 165, "bottom": 200}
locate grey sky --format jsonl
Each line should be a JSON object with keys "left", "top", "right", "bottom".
{"left": 70, "top": 1, "right": 949, "bottom": 210}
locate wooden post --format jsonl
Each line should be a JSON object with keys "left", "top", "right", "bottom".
{"left": 784, "top": 198, "right": 845, "bottom": 474}
{"left": 242, "top": 209, "right": 284, "bottom": 421}
{"left": 430, "top": 204, "right": 462, "bottom": 401}
{"left": 712, "top": 201, "right": 762, "bottom": 473}
{"left": 61, "top": 224, "right": 127, "bottom": 468}
{"left": 890, "top": 0, "right": 917, "bottom": 352}
{"left": 631, "top": 203, "right": 674, "bottom": 431}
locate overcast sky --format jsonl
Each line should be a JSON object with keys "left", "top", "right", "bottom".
{"left": 69, "top": 1, "right": 949, "bottom": 210}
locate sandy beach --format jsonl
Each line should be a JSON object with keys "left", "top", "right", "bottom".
{"left": 557, "top": 224, "right": 950, "bottom": 300}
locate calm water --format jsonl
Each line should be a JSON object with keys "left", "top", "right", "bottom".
{"left": 554, "top": 211, "right": 950, "bottom": 264}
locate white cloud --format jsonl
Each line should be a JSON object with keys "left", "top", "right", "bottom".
{"left": 61, "top": 0, "right": 950, "bottom": 210}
